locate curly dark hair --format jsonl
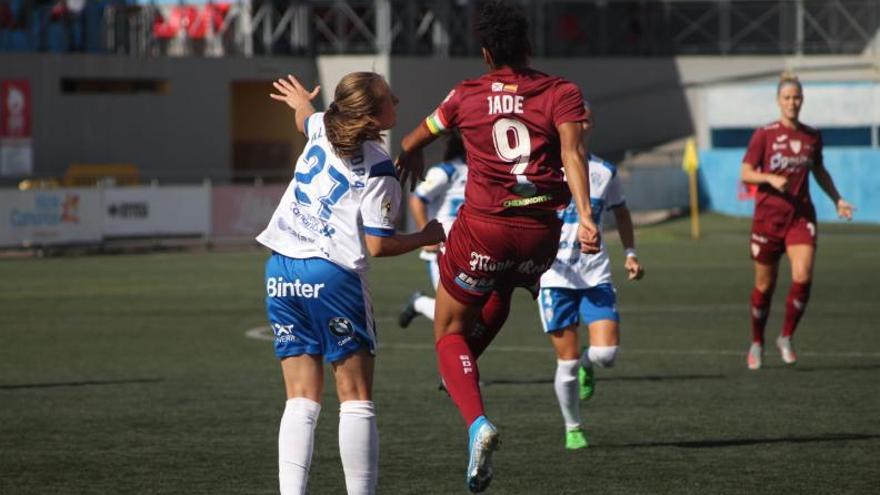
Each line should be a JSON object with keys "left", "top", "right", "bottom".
{"left": 476, "top": 0, "right": 531, "bottom": 69}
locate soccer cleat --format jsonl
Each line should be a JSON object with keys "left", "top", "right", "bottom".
{"left": 466, "top": 416, "right": 500, "bottom": 493}
{"left": 398, "top": 291, "right": 423, "bottom": 328}
{"left": 776, "top": 336, "right": 797, "bottom": 365}
{"left": 747, "top": 342, "right": 763, "bottom": 370}
{"left": 578, "top": 365, "right": 595, "bottom": 401}
{"left": 565, "top": 427, "right": 589, "bottom": 450}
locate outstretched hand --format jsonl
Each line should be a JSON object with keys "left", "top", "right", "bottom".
{"left": 395, "top": 149, "right": 426, "bottom": 192}
{"left": 269, "top": 75, "right": 320, "bottom": 111}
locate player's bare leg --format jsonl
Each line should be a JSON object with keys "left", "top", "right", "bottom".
{"left": 332, "top": 350, "right": 378, "bottom": 495}
{"left": 779, "top": 244, "right": 815, "bottom": 365}
{"left": 749, "top": 261, "right": 778, "bottom": 369}
{"left": 279, "top": 355, "right": 324, "bottom": 495}
{"left": 434, "top": 283, "right": 498, "bottom": 493}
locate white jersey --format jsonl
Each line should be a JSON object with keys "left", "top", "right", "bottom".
{"left": 414, "top": 157, "right": 467, "bottom": 233}
{"left": 256, "top": 112, "right": 401, "bottom": 273}
{"left": 413, "top": 157, "right": 467, "bottom": 262}
{"left": 540, "top": 154, "right": 626, "bottom": 289}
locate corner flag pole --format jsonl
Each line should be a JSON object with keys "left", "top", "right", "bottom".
{"left": 682, "top": 138, "right": 700, "bottom": 240}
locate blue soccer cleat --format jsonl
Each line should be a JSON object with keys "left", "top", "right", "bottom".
{"left": 466, "top": 416, "right": 500, "bottom": 493}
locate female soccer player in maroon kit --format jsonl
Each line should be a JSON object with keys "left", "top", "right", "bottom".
{"left": 741, "top": 73, "right": 854, "bottom": 370}
{"left": 396, "top": 1, "right": 599, "bottom": 491}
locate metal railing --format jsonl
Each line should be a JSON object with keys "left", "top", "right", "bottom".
{"left": 2, "top": 1, "right": 878, "bottom": 57}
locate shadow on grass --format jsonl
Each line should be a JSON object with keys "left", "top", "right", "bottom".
{"left": 793, "top": 363, "right": 880, "bottom": 372}
{"left": 602, "top": 433, "right": 880, "bottom": 450}
{"left": 483, "top": 373, "right": 724, "bottom": 386}
{"left": 0, "top": 378, "right": 163, "bottom": 390}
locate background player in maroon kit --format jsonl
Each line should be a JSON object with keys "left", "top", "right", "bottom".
{"left": 741, "top": 73, "right": 854, "bottom": 370}
{"left": 396, "top": 1, "right": 599, "bottom": 492}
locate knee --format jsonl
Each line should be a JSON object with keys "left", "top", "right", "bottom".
{"left": 755, "top": 275, "right": 776, "bottom": 294}
{"left": 588, "top": 345, "right": 619, "bottom": 368}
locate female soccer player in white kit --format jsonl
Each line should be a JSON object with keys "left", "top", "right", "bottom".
{"left": 537, "top": 113, "right": 645, "bottom": 450}
{"left": 258, "top": 72, "right": 445, "bottom": 494}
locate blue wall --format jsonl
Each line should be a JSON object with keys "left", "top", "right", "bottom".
{"left": 699, "top": 149, "right": 880, "bottom": 224}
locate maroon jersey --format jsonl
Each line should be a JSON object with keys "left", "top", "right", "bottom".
{"left": 743, "top": 121, "right": 822, "bottom": 221}
{"left": 425, "top": 67, "right": 586, "bottom": 218}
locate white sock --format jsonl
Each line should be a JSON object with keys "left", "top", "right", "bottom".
{"left": 279, "top": 398, "right": 321, "bottom": 495}
{"left": 579, "top": 348, "right": 592, "bottom": 370}
{"left": 554, "top": 359, "right": 581, "bottom": 430}
{"left": 338, "top": 400, "right": 379, "bottom": 495}
{"left": 588, "top": 345, "right": 619, "bottom": 368}
{"left": 413, "top": 296, "right": 436, "bottom": 321}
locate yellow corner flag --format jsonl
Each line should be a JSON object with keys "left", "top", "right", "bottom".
{"left": 682, "top": 138, "right": 700, "bottom": 239}
{"left": 682, "top": 138, "right": 699, "bottom": 173}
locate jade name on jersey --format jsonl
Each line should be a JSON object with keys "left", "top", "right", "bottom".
{"left": 256, "top": 112, "right": 401, "bottom": 272}
{"left": 540, "top": 155, "right": 625, "bottom": 289}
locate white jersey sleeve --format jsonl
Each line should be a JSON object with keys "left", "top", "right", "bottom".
{"left": 361, "top": 147, "right": 402, "bottom": 237}
{"left": 414, "top": 166, "right": 453, "bottom": 204}
{"left": 605, "top": 173, "right": 626, "bottom": 209}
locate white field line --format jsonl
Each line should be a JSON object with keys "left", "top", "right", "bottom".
{"left": 243, "top": 326, "right": 880, "bottom": 359}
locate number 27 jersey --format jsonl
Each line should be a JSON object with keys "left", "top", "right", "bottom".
{"left": 425, "top": 67, "right": 586, "bottom": 217}
{"left": 256, "top": 112, "right": 401, "bottom": 273}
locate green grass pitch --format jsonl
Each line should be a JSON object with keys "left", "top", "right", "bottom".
{"left": 1, "top": 214, "right": 879, "bottom": 494}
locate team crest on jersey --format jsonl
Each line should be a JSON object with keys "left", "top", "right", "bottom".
{"left": 381, "top": 198, "right": 393, "bottom": 223}
{"left": 790, "top": 139, "right": 802, "bottom": 154}
{"left": 775, "top": 135, "right": 788, "bottom": 142}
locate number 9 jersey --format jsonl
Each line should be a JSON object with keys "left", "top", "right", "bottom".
{"left": 257, "top": 112, "right": 401, "bottom": 273}
{"left": 425, "top": 67, "right": 586, "bottom": 217}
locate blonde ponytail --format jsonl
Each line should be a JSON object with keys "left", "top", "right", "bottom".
{"left": 323, "top": 72, "right": 387, "bottom": 158}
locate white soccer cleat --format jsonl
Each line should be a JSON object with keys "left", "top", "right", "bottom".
{"left": 466, "top": 416, "right": 500, "bottom": 493}
{"left": 776, "top": 336, "right": 797, "bottom": 365}
{"left": 747, "top": 343, "right": 763, "bottom": 370}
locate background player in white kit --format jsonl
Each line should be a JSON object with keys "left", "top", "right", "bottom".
{"left": 398, "top": 131, "right": 467, "bottom": 327}
{"left": 259, "top": 72, "right": 444, "bottom": 495}
{"left": 537, "top": 110, "right": 645, "bottom": 450}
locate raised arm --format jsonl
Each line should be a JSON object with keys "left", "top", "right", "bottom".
{"left": 558, "top": 121, "right": 599, "bottom": 254}
{"left": 812, "top": 162, "right": 854, "bottom": 220}
{"left": 269, "top": 75, "right": 321, "bottom": 135}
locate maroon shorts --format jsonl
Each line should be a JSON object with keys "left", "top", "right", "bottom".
{"left": 439, "top": 208, "right": 562, "bottom": 306}
{"left": 750, "top": 214, "right": 817, "bottom": 264}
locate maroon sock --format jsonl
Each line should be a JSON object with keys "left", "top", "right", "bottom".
{"left": 782, "top": 282, "right": 811, "bottom": 338}
{"left": 467, "top": 290, "right": 512, "bottom": 359}
{"left": 436, "top": 333, "right": 485, "bottom": 426}
{"left": 750, "top": 288, "right": 772, "bottom": 344}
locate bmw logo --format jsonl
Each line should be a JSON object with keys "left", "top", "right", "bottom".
{"left": 328, "top": 317, "right": 354, "bottom": 337}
